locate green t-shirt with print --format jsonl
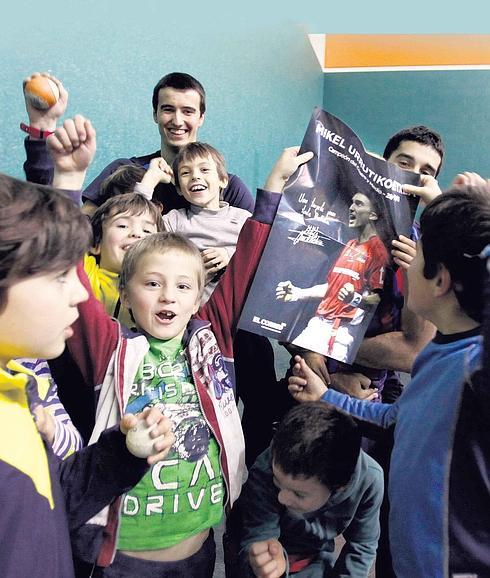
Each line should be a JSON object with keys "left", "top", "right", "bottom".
{"left": 117, "top": 336, "right": 224, "bottom": 550}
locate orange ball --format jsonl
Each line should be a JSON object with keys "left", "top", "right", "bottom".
{"left": 24, "top": 76, "right": 59, "bottom": 110}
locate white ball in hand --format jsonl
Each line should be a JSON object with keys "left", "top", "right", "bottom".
{"left": 126, "top": 420, "right": 160, "bottom": 458}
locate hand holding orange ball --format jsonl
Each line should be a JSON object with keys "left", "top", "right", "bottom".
{"left": 24, "top": 75, "right": 60, "bottom": 109}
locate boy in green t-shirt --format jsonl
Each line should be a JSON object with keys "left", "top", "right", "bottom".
{"left": 47, "top": 114, "right": 313, "bottom": 577}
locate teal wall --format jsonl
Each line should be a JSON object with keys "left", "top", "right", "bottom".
{"left": 1, "top": 0, "right": 487, "bottom": 192}
{"left": 0, "top": 1, "right": 323, "bottom": 194}
{"left": 323, "top": 70, "right": 490, "bottom": 188}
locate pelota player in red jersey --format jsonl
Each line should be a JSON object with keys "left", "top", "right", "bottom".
{"left": 276, "top": 191, "right": 389, "bottom": 362}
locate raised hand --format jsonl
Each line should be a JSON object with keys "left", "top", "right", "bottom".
{"left": 264, "top": 147, "right": 314, "bottom": 193}
{"left": 47, "top": 115, "right": 96, "bottom": 189}
{"left": 451, "top": 172, "right": 488, "bottom": 187}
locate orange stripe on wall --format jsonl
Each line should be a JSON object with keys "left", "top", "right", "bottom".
{"left": 324, "top": 35, "right": 490, "bottom": 68}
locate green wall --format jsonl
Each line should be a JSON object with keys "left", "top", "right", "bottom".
{"left": 323, "top": 70, "right": 490, "bottom": 188}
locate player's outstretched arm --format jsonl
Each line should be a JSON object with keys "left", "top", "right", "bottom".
{"left": 276, "top": 280, "right": 327, "bottom": 302}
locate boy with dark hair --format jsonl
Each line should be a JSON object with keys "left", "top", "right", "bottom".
{"left": 85, "top": 191, "right": 164, "bottom": 327}
{"left": 151, "top": 71, "right": 206, "bottom": 117}
{"left": 0, "top": 172, "right": 174, "bottom": 578}
{"left": 97, "top": 163, "right": 147, "bottom": 205}
{"left": 383, "top": 125, "right": 444, "bottom": 177}
{"left": 88, "top": 158, "right": 171, "bottom": 215}
{"left": 289, "top": 184, "right": 490, "bottom": 577}
{"left": 235, "top": 402, "right": 383, "bottom": 577}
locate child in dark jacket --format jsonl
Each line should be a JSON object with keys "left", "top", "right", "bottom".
{"left": 234, "top": 402, "right": 382, "bottom": 577}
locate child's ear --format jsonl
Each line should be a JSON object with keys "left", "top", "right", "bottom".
{"left": 192, "top": 295, "right": 201, "bottom": 315}
{"left": 90, "top": 244, "right": 101, "bottom": 256}
{"left": 120, "top": 287, "right": 131, "bottom": 309}
{"left": 219, "top": 175, "right": 229, "bottom": 190}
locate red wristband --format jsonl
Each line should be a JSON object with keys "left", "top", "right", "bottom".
{"left": 20, "top": 122, "right": 54, "bottom": 140}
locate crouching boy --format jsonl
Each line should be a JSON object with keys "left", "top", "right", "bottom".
{"left": 235, "top": 402, "right": 383, "bottom": 577}
{"left": 0, "top": 174, "right": 174, "bottom": 578}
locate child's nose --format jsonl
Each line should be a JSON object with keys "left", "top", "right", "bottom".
{"left": 159, "top": 287, "right": 176, "bottom": 302}
{"left": 71, "top": 278, "right": 89, "bottom": 306}
{"left": 277, "top": 489, "right": 293, "bottom": 508}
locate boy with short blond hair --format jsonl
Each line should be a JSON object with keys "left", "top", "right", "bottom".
{"left": 0, "top": 172, "right": 173, "bottom": 578}
{"left": 48, "top": 116, "right": 313, "bottom": 576}
{"left": 289, "top": 184, "right": 490, "bottom": 577}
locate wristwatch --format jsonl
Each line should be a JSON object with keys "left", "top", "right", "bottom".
{"left": 20, "top": 122, "right": 54, "bottom": 139}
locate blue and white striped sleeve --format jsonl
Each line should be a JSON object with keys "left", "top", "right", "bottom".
{"left": 20, "top": 358, "right": 84, "bottom": 458}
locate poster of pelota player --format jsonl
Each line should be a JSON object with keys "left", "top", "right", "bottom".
{"left": 238, "top": 107, "right": 420, "bottom": 364}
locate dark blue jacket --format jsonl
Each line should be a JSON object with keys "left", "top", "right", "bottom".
{"left": 82, "top": 150, "right": 255, "bottom": 212}
{"left": 237, "top": 447, "right": 383, "bottom": 577}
